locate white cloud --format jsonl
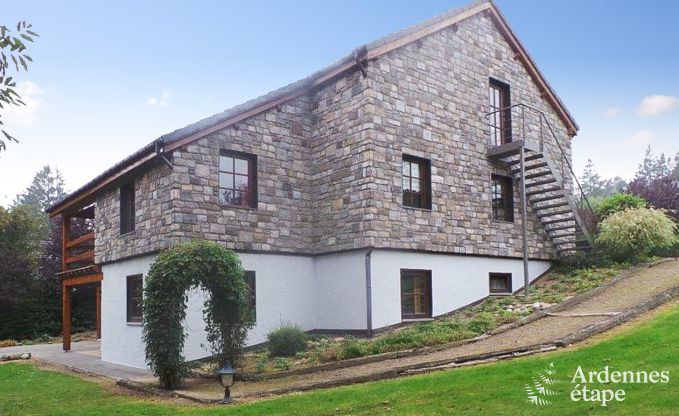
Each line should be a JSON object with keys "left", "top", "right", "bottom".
{"left": 2, "top": 80, "right": 45, "bottom": 127}
{"left": 637, "top": 95, "right": 679, "bottom": 117}
{"left": 604, "top": 107, "right": 622, "bottom": 117}
{"left": 619, "top": 129, "right": 654, "bottom": 147}
{"left": 145, "top": 89, "right": 171, "bottom": 107}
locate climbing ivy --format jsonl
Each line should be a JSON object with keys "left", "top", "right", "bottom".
{"left": 142, "top": 241, "right": 253, "bottom": 389}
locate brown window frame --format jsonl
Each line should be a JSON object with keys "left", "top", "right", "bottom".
{"left": 120, "top": 182, "right": 135, "bottom": 234}
{"left": 489, "top": 272, "right": 512, "bottom": 295}
{"left": 219, "top": 149, "right": 258, "bottom": 209}
{"left": 491, "top": 174, "right": 514, "bottom": 222}
{"left": 126, "top": 274, "right": 143, "bottom": 323}
{"left": 244, "top": 271, "right": 256, "bottom": 323}
{"left": 402, "top": 155, "right": 432, "bottom": 210}
{"left": 400, "top": 269, "right": 432, "bottom": 320}
{"left": 489, "top": 78, "right": 512, "bottom": 146}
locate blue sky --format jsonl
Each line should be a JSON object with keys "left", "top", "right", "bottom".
{"left": 1, "top": 0, "right": 678, "bottom": 205}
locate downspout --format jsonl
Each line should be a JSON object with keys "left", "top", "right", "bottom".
{"left": 155, "top": 138, "right": 173, "bottom": 170}
{"left": 364, "top": 249, "right": 373, "bottom": 338}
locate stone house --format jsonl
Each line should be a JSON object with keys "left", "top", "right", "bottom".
{"left": 47, "top": 0, "right": 591, "bottom": 369}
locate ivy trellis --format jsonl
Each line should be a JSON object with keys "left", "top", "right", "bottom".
{"left": 142, "top": 241, "right": 253, "bottom": 389}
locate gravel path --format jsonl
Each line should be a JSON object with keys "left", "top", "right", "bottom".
{"left": 182, "top": 259, "right": 679, "bottom": 399}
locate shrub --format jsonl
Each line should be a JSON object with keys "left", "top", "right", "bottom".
{"left": 143, "top": 241, "right": 253, "bottom": 389}
{"left": 596, "top": 207, "right": 677, "bottom": 261}
{"left": 338, "top": 336, "right": 369, "bottom": 360}
{"left": 267, "top": 324, "right": 307, "bottom": 357}
{"left": 272, "top": 357, "right": 292, "bottom": 371}
{"left": 596, "top": 193, "right": 647, "bottom": 221}
{"left": 254, "top": 352, "right": 269, "bottom": 373}
{"left": 0, "top": 339, "right": 19, "bottom": 347}
{"left": 466, "top": 312, "right": 496, "bottom": 335}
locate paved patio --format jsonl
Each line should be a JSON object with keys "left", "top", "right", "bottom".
{"left": 0, "top": 340, "right": 152, "bottom": 381}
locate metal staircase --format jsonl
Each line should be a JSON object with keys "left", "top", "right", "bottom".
{"left": 486, "top": 104, "right": 595, "bottom": 258}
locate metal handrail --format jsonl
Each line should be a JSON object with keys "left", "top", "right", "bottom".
{"left": 486, "top": 103, "right": 596, "bottom": 233}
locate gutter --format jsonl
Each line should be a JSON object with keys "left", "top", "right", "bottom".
{"left": 365, "top": 249, "right": 373, "bottom": 338}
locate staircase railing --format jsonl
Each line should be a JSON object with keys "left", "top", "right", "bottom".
{"left": 486, "top": 103, "right": 596, "bottom": 238}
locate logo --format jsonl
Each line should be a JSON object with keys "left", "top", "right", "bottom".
{"left": 525, "top": 362, "right": 560, "bottom": 406}
{"left": 523, "top": 362, "right": 671, "bottom": 407}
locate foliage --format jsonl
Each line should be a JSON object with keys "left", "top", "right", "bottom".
{"left": 596, "top": 207, "right": 677, "bottom": 261}
{"left": 0, "top": 339, "right": 19, "bottom": 347}
{"left": 595, "top": 193, "right": 647, "bottom": 221}
{"left": 267, "top": 324, "right": 307, "bottom": 358}
{"left": 272, "top": 357, "right": 292, "bottom": 371}
{"left": 4, "top": 302, "right": 679, "bottom": 415}
{"left": 0, "top": 21, "right": 39, "bottom": 151}
{"left": 0, "top": 166, "right": 94, "bottom": 341}
{"left": 142, "top": 241, "right": 253, "bottom": 389}
{"left": 12, "top": 166, "right": 67, "bottom": 210}
{"left": 254, "top": 352, "right": 269, "bottom": 373}
{"left": 580, "top": 159, "right": 626, "bottom": 199}
{"left": 628, "top": 175, "right": 679, "bottom": 222}
{"left": 0, "top": 204, "right": 47, "bottom": 340}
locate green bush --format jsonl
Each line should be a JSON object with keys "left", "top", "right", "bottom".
{"left": 272, "top": 357, "right": 292, "bottom": 371}
{"left": 339, "top": 336, "right": 370, "bottom": 360}
{"left": 596, "top": 193, "right": 646, "bottom": 221}
{"left": 254, "top": 352, "right": 269, "bottom": 373}
{"left": 142, "top": 241, "right": 252, "bottom": 389}
{"left": 596, "top": 207, "right": 677, "bottom": 261}
{"left": 466, "top": 312, "right": 496, "bottom": 335}
{"left": 267, "top": 324, "right": 307, "bottom": 357}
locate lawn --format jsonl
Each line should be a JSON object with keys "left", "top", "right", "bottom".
{"left": 1, "top": 301, "right": 678, "bottom": 415}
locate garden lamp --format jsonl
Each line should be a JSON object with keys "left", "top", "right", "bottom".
{"left": 217, "top": 362, "right": 236, "bottom": 404}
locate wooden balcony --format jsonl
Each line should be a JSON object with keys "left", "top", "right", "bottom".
{"left": 58, "top": 205, "right": 102, "bottom": 351}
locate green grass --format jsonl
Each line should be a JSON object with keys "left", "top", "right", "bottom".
{"left": 2, "top": 302, "right": 679, "bottom": 415}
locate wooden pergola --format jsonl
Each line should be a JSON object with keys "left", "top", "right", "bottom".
{"left": 56, "top": 205, "right": 102, "bottom": 351}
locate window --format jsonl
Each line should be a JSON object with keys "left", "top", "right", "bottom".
{"left": 244, "top": 271, "right": 256, "bottom": 322}
{"left": 219, "top": 150, "right": 257, "bottom": 208}
{"left": 126, "top": 274, "right": 143, "bottom": 323}
{"left": 400, "top": 269, "right": 432, "bottom": 320}
{"left": 489, "top": 78, "right": 512, "bottom": 146}
{"left": 489, "top": 273, "right": 512, "bottom": 295}
{"left": 402, "top": 155, "right": 431, "bottom": 209}
{"left": 492, "top": 174, "right": 514, "bottom": 222}
{"left": 120, "top": 182, "right": 135, "bottom": 234}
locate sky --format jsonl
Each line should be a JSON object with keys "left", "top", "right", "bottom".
{"left": 1, "top": 0, "right": 678, "bottom": 206}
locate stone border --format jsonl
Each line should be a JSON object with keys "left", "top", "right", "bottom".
{"left": 116, "top": 258, "right": 679, "bottom": 403}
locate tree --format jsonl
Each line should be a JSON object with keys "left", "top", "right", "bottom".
{"left": 0, "top": 204, "right": 47, "bottom": 339}
{"left": 581, "top": 159, "right": 605, "bottom": 198}
{"left": 673, "top": 152, "right": 679, "bottom": 180}
{"left": 13, "top": 165, "right": 67, "bottom": 211}
{"left": 0, "top": 22, "right": 39, "bottom": 151}
{"left": 628, "top": 174, "right": 679, "bottom": 222}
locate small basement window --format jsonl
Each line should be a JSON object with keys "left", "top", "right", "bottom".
{"left": 402, "top": 155, "right": 432, "bottom": 210}
{"left": 401, "top": 269, "right": 432, "bottom": 320}
{"left": 126, "top": 274, "right": 143, "bottom": 323}
{"left": 489, "top": 273, "right": 512, "bottom": 295}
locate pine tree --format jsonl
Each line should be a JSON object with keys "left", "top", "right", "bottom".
{"left": 635, "top": 146, "right": 656, "bottom": 183}
{"left": 13, "top": 166, "right": 67, "bottom": 211}
{"left": 581, "top": 159, "right": 604, "bottom": 198}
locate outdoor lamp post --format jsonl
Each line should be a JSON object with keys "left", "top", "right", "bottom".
{"left": 217, "top": 362, "right": 236, "bottom": 404}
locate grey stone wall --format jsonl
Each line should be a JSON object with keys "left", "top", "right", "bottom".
{"left": 95, "top": 163, "right": 174, "bottom": 264}
{"left": 95, "top": 12, "right": 574, "bottom": 263}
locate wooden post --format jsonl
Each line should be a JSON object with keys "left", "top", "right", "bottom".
{"left": 95, "top": 285, "right": 102, "bottom": 339}
{"left": 62, "top": 282, "right": 71, "bottom": 351}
